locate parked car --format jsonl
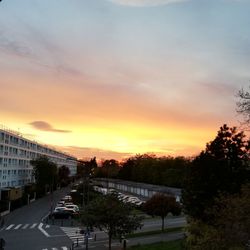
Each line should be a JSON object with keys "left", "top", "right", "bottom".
{"left": 61, "top": 195, "right": 72, "bottom": 202}
{"left": 65, "top": 204, "right": 80, "bottom": 212}
{"left": 51, "top": 207, "right": 77, "bottom": 219}
{"left": 64, "top": 202, "right": 74, "bottom": 206}
{"left": 56, "top": 201, "right": 65, "bottom": 207}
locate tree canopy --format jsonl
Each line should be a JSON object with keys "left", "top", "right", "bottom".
{"left": 94, "top": 154, "right": 190, "bottom": 188}
{"left": 182, "top": 124, "right": 250, "bottom": 222}
{"left": 81, "top": 193, "right": 143, "bottom": 250}
{"left": 58, "top": 165, "right": 70, "bottom": 187}
{"left": 77, "top": 157, "right": 97, "bottom": 178}
{"left": 94, "top": 159, "right": 120, "bottom": 178}
{"left": 31, "top": 156, "right": 58, "bottom": 195}
{"left": 143, "top": 193, "right": 181, "bottom": 231}
{"left": 185, "top": 185, "right": 250, "bottom": 250}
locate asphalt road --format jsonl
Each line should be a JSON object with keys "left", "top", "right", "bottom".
{"left": 0, "top": 187, "right": 73, "bottom": 250}
{"left": 0, "top": 187, "right": 186, "bottom": 250}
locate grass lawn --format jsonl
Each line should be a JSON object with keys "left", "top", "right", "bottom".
{"left": 126, "top": 227, "right": 184, "bottom": 238}
{"left": 128, "top": 239, "right": 183, "bottom": 250}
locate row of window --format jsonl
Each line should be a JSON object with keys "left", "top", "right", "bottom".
{"left": 0, "top": 179, "right": 31, "bottom": 187}
{"left": 0, "top": 158, "right": 32, "bottom": 167}
{"left": 0, "top": 132, "right": 74, "bottom": 160}
{"left": 0, "top": 169, "right": 32, "bottom": 175}
{"left": 0, "top": 145, "right": 74, "bottom": 166}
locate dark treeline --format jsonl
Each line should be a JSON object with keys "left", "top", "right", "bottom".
{"left": 93, "top": 154, "right": 191, "bottom": 188}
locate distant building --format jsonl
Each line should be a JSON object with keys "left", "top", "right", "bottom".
{"left": 0, "top": 127, "right": 77, "bottom": 190}
{"left": 94, "top": 178, "right": 182, "bottom": 202}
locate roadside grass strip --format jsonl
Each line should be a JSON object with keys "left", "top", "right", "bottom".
{"left": 128, "top": 239, "right": 184, "bottom": 250}
{"left": 126, "top": 227, "right": 184, "bottom": 238}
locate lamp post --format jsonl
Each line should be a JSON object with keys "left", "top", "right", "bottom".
{"left": 85, "top": 230, "right": 89, "bottom": 250}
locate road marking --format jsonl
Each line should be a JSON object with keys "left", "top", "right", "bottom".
{"left": 38, "top": 223, "right": 50, "bottom": 237}
{"left": 5, "top": 224, "right": 15, "bottom": 230}
{"left": 30, "top": 223, "right": 37, "bottom": 229}
{"left": 22, "top": 224, "right": 29, "bottom": 229}
{"left": 60, "top": 227, "right": 85, "bottom": 244}
{"left": 41, "top": 212, "right": 50, "bottom": 222}
{"left": 14, "top": 224, "right": 22, "bottom": 230}
{"left": 41, "top": 248, "right": 69, "bottom": 250}
{"left": 46, "top": 224, "right": 50, "bottom": 228}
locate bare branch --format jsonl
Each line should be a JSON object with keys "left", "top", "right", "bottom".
{"left": 236, "top": 87, "right": 250, "bottom": 127}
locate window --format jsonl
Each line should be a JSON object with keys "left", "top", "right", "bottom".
{"left": 0, "top": 132, "right": 4, "bottom": 141}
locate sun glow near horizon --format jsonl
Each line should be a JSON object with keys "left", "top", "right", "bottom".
{"left": 1, "top": 118, "right": 217, "bottom": 160}
{"left": 1, "top": 0, "right": 249, "bottom": 160}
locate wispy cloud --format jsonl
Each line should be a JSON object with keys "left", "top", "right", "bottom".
{"left": 107, "top": 0, "right": 188, "bottom": 7}
{"left": 0, "top": 32, "right": 34, "bottom": 59}
{"left": 0, "top": 29, "right": 82, "bottom": 78}
{"left": 57, "top": 145, "right": 132, "bottom": 161}
{"left": 29, "top": 121, "right": 71, "bottom": 133}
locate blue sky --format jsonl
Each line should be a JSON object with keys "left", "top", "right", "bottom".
{"left": 0, "top": 0, "right": 250, "bottom": 159}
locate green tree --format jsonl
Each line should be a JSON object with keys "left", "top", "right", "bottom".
{"left": 182, "top": 124, "right": 250, "bottom": 222}
{"left": 118, "top": 154, "right": 189, "bottom": 188}
{"left": 81, "top": 193, "right": 143, "bottom": 250}
{"left": 58, "top": 165, "right": 70, "bottom": 187}
{"left": 31, "top": 156, "right": 58, "bottom": 196}
{"left": 185, "top": 185, "right": 250, "bottom": 250}
{"left": 77, "top": 157, "right": 97, "bottom": 178}
{"left": 143, "top": 193, "right": 181, "bottom": 232}
{"left": 78, "top": 157, "right": 97, "bottom": 206}
{"left": 118, "top": 158, "right": 135, "bottom": 180}
{"left": 212, "top": 185, "right": 250, "bottom": 249}
{"left": 95, "top": 159, "right": 120, "bottom": 178}
{"left": 185, "top": 219, "right": 224, "bottom": 250}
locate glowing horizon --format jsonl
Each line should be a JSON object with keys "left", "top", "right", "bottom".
{"left": 0, "top": 0, "right": 249, "bottom": 160}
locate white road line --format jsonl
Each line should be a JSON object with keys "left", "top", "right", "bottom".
{"left": 52, "top": 248, "right": 58, "bottom": 250}
{"left": 41, "top": 212, "right": 50, "bottom": 222}
{"left": 22, "top": 224, "right": 29, "bottom": 229}
{"left": 30, "top": 223, "right": 38, "bottom": 229}
{"left": 14, "top": 224, "right": 22, "bottom": 230}
{"left": 61, "top": 247, "right": 68, "bottom": 250}
{"left": 38, "top": 223, "right": 50, "bottom": 237}
{"left": 60, "top": 227, "right": 85, "bottom": 243}
{"left": 45, "top": 224, "right": 50, "bottom": 228}
{"left": 69, "top": 235, "right": 83, "bottom": 239}
{"left": 5, "top": 224, "right": 15, "bottom": 230}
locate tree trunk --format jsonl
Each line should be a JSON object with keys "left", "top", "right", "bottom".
{"left": 161, "top": 216, "right": 165, "bottom": 232}
{"left": 108, "top": 232, "right": 112, "bottom": 250}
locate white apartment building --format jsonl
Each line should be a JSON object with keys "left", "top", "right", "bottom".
{"left": 0, "top": 128, "right": 77, "bottom": 189}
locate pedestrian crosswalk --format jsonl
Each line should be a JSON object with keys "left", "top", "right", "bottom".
{"left": 42, "top": 247, "right": 69, "bottom": 250}
{"left": 0, "top": 223, "right": 50, "bottom": 231}
{"left": 60, "top": 226, "right": 85, "bottom": 245}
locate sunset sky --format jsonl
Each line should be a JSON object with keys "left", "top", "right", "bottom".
{"left": 0, "top": 0, "right": 250, "bottom": 160}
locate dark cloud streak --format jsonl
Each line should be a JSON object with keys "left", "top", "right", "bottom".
{"left": 29, "top": 121, "right": 71, "bottom": 133}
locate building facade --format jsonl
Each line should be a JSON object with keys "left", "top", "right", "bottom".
{"left": 0, "top": 128, "right": 77, "bottom": 189}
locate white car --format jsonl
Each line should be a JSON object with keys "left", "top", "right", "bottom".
{"left": 56, "top": 201, "right": 65, "bottom": 207}
{"left": 65, "top": 204, "right": 80, "bottom": 212}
